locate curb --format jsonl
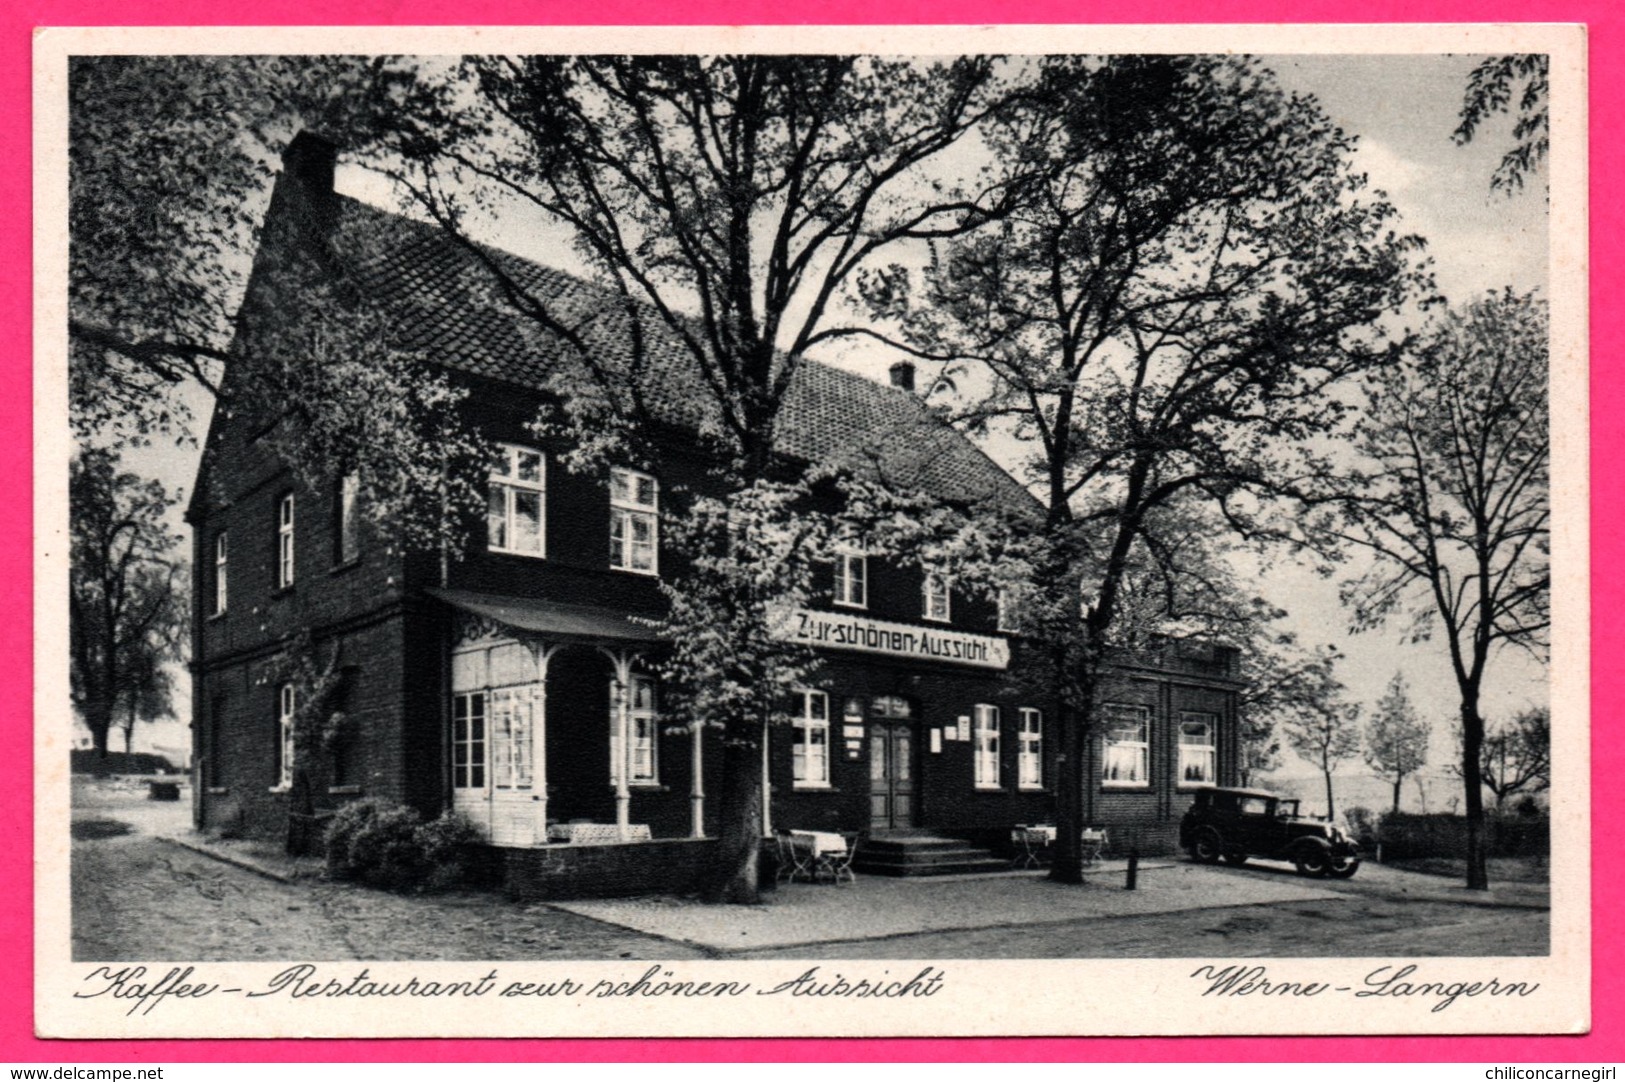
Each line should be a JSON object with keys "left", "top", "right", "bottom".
{"left": 157, "top": 834, "right": 312, "bottom": 885}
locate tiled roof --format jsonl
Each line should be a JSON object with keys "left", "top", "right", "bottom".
{"left": 334, "top": 196, "right": 1040, "bottom": 519}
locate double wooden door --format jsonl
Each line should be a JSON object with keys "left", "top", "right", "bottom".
{"left": 869, "top": 723, "right": 916, "bottom": 830}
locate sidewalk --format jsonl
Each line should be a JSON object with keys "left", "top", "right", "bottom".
{"left": 550, "top": 861, "right": 1350, "bottom": 953}
{"left": 157, "top": 831, "right": 326, "bottom": 883}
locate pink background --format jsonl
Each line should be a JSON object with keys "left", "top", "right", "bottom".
{"left": 8, "top": 1, "right": 1614, "bottom": 1062}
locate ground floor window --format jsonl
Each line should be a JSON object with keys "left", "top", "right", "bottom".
{"left": 1178, "top": 713, "right": 1217, "bottom": 786}
{"left": 973, "top": 703, "right": 1001, "bottom": 789}
{"left": 1018, "top": 707, "right": 1043, "bottom": 789}
{"left": 1102, "top": 702, "right": 1150, "bottom": 787}
{"left": 452, "top": 692, "right": 488, "bottom": 790}
{"left": 276, "top": 683, "right": 296, "bottom": 789}
{"left": 629, "top": 674, "right": 658, "bottom": 785}
{"left": 793, "top": 689, "right": 831, "bottom": 787}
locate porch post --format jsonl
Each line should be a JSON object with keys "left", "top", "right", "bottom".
{"left": 760, "top": 719, "right": 772, "bottom": 836}
{"left": 690, "top": 721, "right": 705, "bottom": 839}
{"left": 534, "top": 644, "right": 558, "bottom": 838}
{"left": 600, "top": 648, "right": 634, "bottom": 840}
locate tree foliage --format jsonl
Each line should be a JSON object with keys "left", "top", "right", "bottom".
{"left": 68, "top": 55, "right": 385, "bottom": 442}
{"left": 69, "top": 450, "right": 187, "bottom": 757}
{"left": 1331, "top": 289, "right": 1549, "bottom": 887}
{"left": 1271, "top": 645, "right": 1359, "bottom": 819}
{"left": 1364, "top": 672, "right": 1430, "bottom": 814}
{"left": 1455, "top": 54, "right": 1549, "bottom": 195}
{"left": 858, "top": 53, "right": 1432, "bottom": 877}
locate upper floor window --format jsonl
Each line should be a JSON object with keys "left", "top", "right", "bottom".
{"left": 923, "top": 573, "right": 951, "bottom": 623}
{"left": 276, "top": 494, "right": 295, "bottom": 589}
{"left": 488, "top": 445, "right": 546, "bottom": 557}
{"left": 335, "top": 472, "right": 361, "bottom": 565}
{"left": 609, "top": 467, "right": 659, "bottom": 574}
{"left": 1018, "top": 707, "right": 1043, "bottom": 789}
{"left": 793, "top": 689, "right": 831, "bottom": 788}
{"left": 1179, "top": 713, "right": 1218, "bottom": 787}
{"left": 973, "top": 703, "right": 1001, "bottom": 789}
{"left": 1102, "top": 702, "right": 1150, "bottom": 787}
{"left": 213, "top": 531, "right": 228, "bottom": 616}
{"left": 275, "top": 683, "right": 296, "bottom": 789}
{"left": 834, "top": 549, "right": 867, "bottom": 608}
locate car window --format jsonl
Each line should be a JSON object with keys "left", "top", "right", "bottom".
{"left": 1239, "top": 797, "right": 1270, "bottom": 815}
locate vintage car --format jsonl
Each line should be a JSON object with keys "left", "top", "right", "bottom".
{"left": 1178, "top": 786, "right": 1361, "bottom": 878}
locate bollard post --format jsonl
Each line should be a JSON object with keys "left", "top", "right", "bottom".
{"left": 1125, "top": 849, "right": 1138, "bottom": 890}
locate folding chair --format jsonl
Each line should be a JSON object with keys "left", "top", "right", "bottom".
{"left": 1080, "top": 826, "right": 1110, "bottom": 867}
{"left": 818, "top": 831, "right": 860, "bottom": 885}
{"left": 1011, "top": 825, "right": 1043, "bottom": 869}
{"left": 774, "top": 828, "right": 814, "bottom": 884}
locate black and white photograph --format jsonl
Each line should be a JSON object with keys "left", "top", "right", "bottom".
{"left": 38, "top": 24, "right": 1587, "bottom": 1038}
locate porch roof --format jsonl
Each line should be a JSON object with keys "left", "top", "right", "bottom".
{"left": 428, "top": 588, "right": 661, "bottom": 645}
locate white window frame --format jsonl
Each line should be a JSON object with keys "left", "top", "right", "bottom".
{"left": 451, "top": 691, "right": 487, "bottom": 791}
{"left": 488, "top": 444, "right": 547, "bottom": 558}
{"left": 923, "top": 573, "right": 951, "bottom": 623}
{"left": 973, "top": 703, "right": 1001, "bottom": 789}
{"left": 336, "top": 472, "right": 361, "bottom": 565}
{"left": 1102, "top": 702, "right": 1151, "bottom": 788}
{"left": 275, "top": 683, "right": 296, "bottom": 790}
{"left": 1178, "top": 712, "right": 1218, "bottom": 788}
{"left": 1018, "top": 707, "right": 1043, "bottom": 790}
{"left": 609, "top": 467, "right": 659, "bottom": 575}
{"left": 628, "top": 674, "right": 659, "bottom": 785}
{"left": 213, "top": 531, "right": 228, "bottom": 616}
{"left": 833, "top": 549, "right": 867, "bottom": 609}
{"left": 276, "top": 494, "right": 295, "bottom": 589}
{"left": 793, "top": 689, "right": 831, "bottom": 788}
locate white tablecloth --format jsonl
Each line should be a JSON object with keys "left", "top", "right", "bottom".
{"left": 1021, "top": 825, "right": 1058, "bottom": 843}
{"left": 790, "top": 829, "right": 847, "bottom": 856}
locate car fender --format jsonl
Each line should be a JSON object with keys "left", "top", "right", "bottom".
{"left": 1286, "top": 836, "right": 1332, "bottom": 861}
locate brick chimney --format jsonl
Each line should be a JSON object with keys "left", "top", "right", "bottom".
{"left": 888, "top": 360, "right": 916, "bottom": 393}
{"left": 277, "top": 130, "right": 339, "bottom": 244}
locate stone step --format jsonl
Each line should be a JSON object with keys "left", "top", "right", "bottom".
{"left": 852, "top": 832, "right": 1012, "bottom": 877}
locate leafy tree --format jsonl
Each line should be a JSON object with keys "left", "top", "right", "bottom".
{"left": 1465, "top": 706, "right": 1551, "bottom": 808}
{"left": 1455, "top": 55, "right": 1549, "bottom": 195}
{"left": 855, "top": 54, "right": 1431, "bottom": 879}
{"left": 1275, "top": 647, "right": 1360, "bottom": 820}
{"left": 1330, "top": 290, "right": 1549, "bottom": 888}
{"left": 1364, "top": 672, "right": 1430, "bottom": 814}
{"left": 68, "top": 55, "right": 384, "bottom": 443}
{"left": 1237, "top": 632, "right": 1341, "bottom": 787}
{"left": 114, "top": 637, "right": 181, "bottom": 756}
{"left": 69, "top": 450, "right": 187, "bottom": 757}
{"left": 374, "top": 56, "right": 1016, "bottom": 903}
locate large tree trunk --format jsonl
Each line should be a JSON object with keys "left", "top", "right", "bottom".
{"left": 84, "top": 696, "right": 114, "bottom": 759}
{"left": 1050, "top": 695, "right": 1086, "bottom": 884}
{"left": 1460, "top": 701, "right": 1490, "bottom": 890}
{"left": 706, "top": 730, "right": 763, "bottom": 904}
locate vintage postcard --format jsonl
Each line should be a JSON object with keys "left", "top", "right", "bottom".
{"left": 34, "top": 22, "right": 1588, "bottom": 1039}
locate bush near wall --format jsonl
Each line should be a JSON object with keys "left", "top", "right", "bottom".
{"left": 1376, "top": 811, "right": 1550, "bottom": 861}
{"left": 322, "top": 798, "right": 483, "bottom": 892}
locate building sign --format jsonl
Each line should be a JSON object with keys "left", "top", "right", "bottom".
{"left": 779, "top": 608, "right": 1010, "bottom": 670}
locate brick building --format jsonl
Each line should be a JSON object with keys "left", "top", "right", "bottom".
{"left": 189, "top": 133, "right": 1242, "bottom": 891}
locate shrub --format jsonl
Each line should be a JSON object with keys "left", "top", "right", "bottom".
{"left": 1343, "top": 806, "right": 1380, "bottom": 850}
{"left": 323, "top": 798, "right": 480, "bottom": 892}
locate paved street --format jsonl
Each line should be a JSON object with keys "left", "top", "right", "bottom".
{"left": 71, "top": 780, "right": 1548, "bottom": 962}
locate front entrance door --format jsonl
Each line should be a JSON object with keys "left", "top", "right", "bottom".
{"left": 869, "top": 723, "right": 915, "bottom": 830}
{"left": 451, "top": 684, "right": 542, "bottom": 846}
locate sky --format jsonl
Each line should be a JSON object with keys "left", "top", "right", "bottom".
{"left": 113, "top": 53, "right": 1551, "bottom": 800}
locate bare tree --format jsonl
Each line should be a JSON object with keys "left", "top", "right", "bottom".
{"left": 1331, "top": 289, "right": 1549, "bottom": 888}
{"left": 1466, "top": 706, "right": 1551, "bottom": 808}
{"left": 1364, "top": 672, "right": 1430, "bottom": 814}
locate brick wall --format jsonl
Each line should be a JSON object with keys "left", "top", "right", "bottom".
{"left": 502, "top": 839, "right": 720, "bottom": 901}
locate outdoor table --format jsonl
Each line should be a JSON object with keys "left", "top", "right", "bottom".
{"left": 1026, "top": 824, "right": 1058, "bottom": 844}
{"left": 789, "top": 829, "right": 847, "bottom": 857}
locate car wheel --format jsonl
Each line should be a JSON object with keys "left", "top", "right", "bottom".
{"left": 1294, "top": 847, "right": 1330, "bottom": 878}
{"left": 1192, "top": 830, "right": 1224, "bottom": 863}
{"left": 1222, "top": 852, "right": 1249, "bottom": 866}
{"left": 1327, "top": 855, "right": 1360, "bottom": 879}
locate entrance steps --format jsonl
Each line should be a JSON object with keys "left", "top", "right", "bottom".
{"left": 852, "top": 832, "right": 1010, "bottom": 877}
